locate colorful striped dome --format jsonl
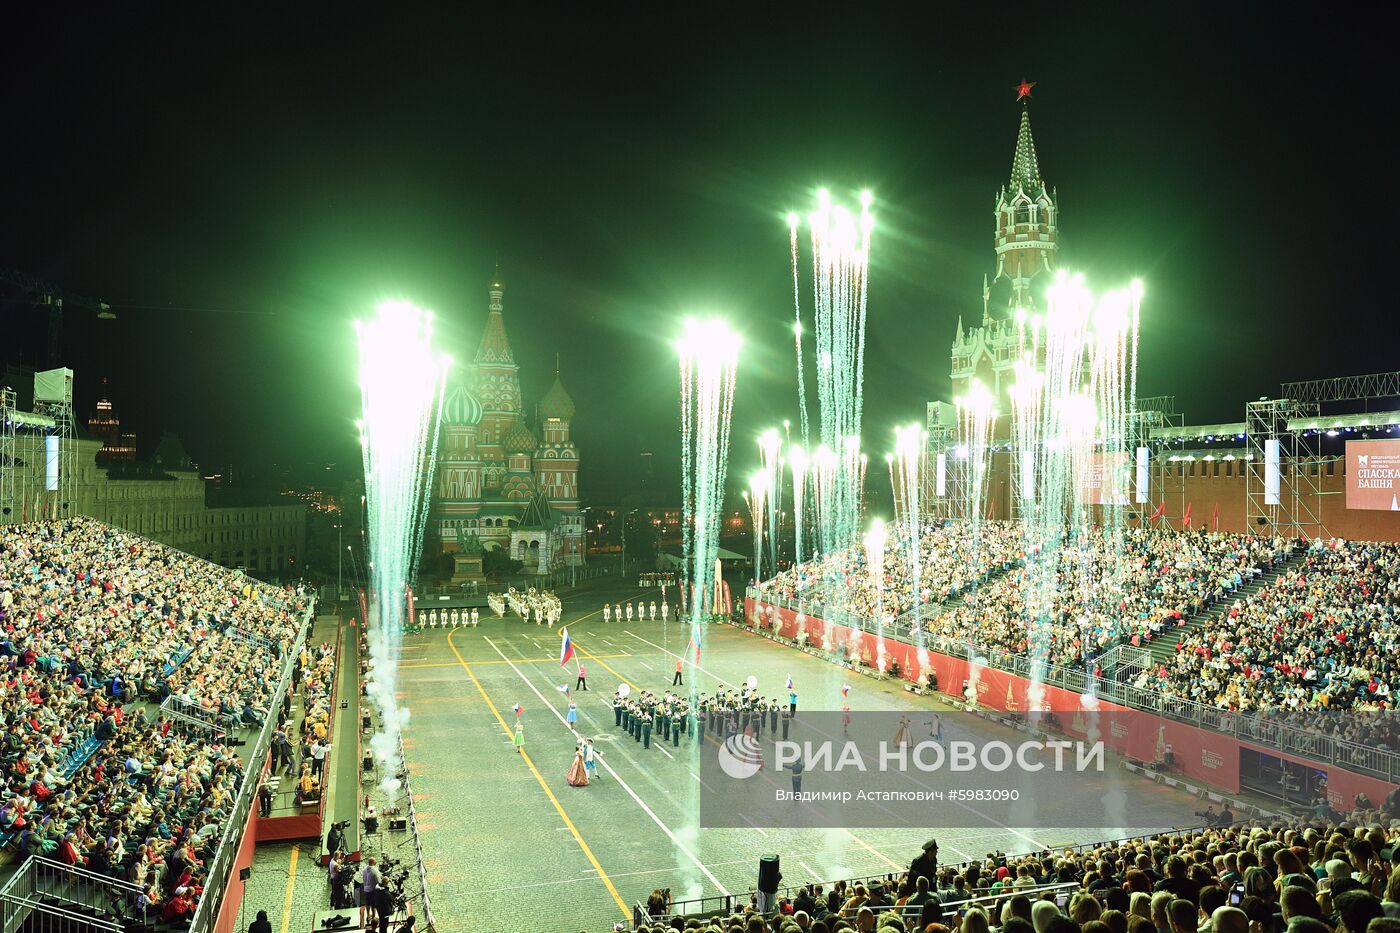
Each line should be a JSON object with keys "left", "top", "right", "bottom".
{"left": 442, "top": 385, "right": 483, "bottom": 426}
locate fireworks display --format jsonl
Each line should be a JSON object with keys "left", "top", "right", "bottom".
{"left": 355, "top": 300, "right": 450, "bottom": 774}
{"left": 790, "top": 188, "right": 874, "bottom": 558}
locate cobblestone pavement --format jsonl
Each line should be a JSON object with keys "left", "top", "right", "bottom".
{"left": 388, "top": 589, "right": 1206, "bottom": 932}
{"left": 242, "top": 840, "right": 334, "bottom": 933}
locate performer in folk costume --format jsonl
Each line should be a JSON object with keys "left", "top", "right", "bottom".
{"left": 625, "top": 603, "right": 633, "bottom": 623}
{"left": 661, "top": 602, "right": 669, "bottom": 622}
{"left": 514, "top": 722, "right": 525, "bottom": 753}
{"left": 471, "top": 608, "right": 479, "bottom": 627}
{"left": 566, "top": 746, "right": 589, "bottom": 787}
{"left": 893, "top": 715, "right": 912, "bottom": 747}
{"left": 649, "top": 601, "right": 657, "bottom": 621}
{"left": 603, "top": 604, "right": 611, "bottom": 623}
{"left": 614, "top": 603, "right": 621, "bottom": 622}
{"left": 566, "top": 700, "right": 579, "bottom": 728}
{"left": 926, "top": 713, "right": 944, "bottom": 744}
{"left": 583, "top": 738, "right": 602, "bottom": 781}
{"left": 575, "top": 665, "right": 587, "bottom": 691}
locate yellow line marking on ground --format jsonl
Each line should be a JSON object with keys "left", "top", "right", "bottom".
{"left": 399, "top": 652, "right": 628, "bottom": 670}
{"left": 446, "top": 628, "right": 630, "bottom": 919}
{"left": 843, "top": 829, "right": 904, "bottom": 870}
{"left": 279, "top": 844, "right": 300, "bottom": 933}
{"left": 574, "top": 642, "right": 640, "bottom": 695}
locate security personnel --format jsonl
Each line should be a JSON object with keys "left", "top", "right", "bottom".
{"left": 781, "top": 705, "right": 792, "bottom": 741}
{"left": 614, "top": 693, "right": 624, "bottom": 727}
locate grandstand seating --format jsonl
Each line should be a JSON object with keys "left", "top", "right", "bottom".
{"left": 753, "top": 524, "right": 1398, "bottom": 701}
{"left": 0, "top": 517, "right": 308, "bottom": 926}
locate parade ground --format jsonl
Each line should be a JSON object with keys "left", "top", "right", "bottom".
{"left": 379, "top": 582, "right": 1213, "bottom": 931}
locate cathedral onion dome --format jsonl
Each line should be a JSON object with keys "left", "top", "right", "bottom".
{"left": 442, "top": 384, "right": 483, "bottom": 426}
{"left": 502, "top": 423, "right": 538, "bottom": 455}
{"left": 538, "top": 374, "right": 576, "bottom": 421}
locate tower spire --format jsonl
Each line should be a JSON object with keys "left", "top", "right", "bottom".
{"left": 1007, "top": 106, "right": 1044, "bottom": 197}
{"left": 991, "top": 80, "right": 1057, "bottom": 311}
{"left": 477, "top": 279, "right": 513, "bottom": 363}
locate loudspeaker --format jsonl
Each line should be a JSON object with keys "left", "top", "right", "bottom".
{"left": 239, "top": 867, "right": 251, "bottom": 881}
{"left": 757, "top": 854, "right": 781, "bottom": 893}
{"left": 389, "top": 817, "right": 407, "bottom": 831}
{"left": 1255, "top": 516, "right": 1267, "bottom": 526}
{"left": 362, "top": 755, "right": 373, "bottom": 772}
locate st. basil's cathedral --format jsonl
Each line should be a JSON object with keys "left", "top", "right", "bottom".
{"left": 434, "top": 280, "right": 583, "bottom": 576}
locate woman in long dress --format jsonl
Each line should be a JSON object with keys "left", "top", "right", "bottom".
{"left": 892, "top": 715, "right": 912, "bottom": 747}
{"left": 566, "top": 747, "right": 589, "bottom": 786}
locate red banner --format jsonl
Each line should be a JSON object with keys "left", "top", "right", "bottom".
{"left": 744, "top": 596, "right": 1400, "bottom": 800}
{"left": 1346, "top": 439, "right": 1400, "bottom": 511}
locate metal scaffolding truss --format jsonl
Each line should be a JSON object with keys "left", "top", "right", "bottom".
{"left": 922, "top": 420, "right": 957, "bottom": 520}
{"left": 1281, "top": 370, "right": 1400, "bottom": 404}
{"left": 1129, "top": 401, "right": 1187, "bottom": 525}
{"left": 1245, "top": 398, "right": 1326, "bottom": 540}
{"left": 0, "top": 388, "right": 15, "bottom": 520}
{"left": 0, "top": 373, "right": 76, "bottom": 523}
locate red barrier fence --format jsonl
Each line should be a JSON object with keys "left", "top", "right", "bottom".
{"left": 745, "top": 596, "right": 1397, "bottom": 811}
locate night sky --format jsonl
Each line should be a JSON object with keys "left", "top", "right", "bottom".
{"left": 1, "top": 10, "right": 1389, "bottom": 501}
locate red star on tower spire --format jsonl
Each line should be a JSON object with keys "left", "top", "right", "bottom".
{"left": 1015, "top": 79, "right": 1036, "bottom": 101}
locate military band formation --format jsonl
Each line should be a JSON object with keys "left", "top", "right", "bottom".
{"left": 609, "top": 680, "right": 798, "bottom": 752}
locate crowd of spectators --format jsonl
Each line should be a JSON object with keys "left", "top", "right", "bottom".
{"left": 922, "top": 527, "right": 1289, "bottom": 668}
{"left": 756, "top": 521, "right": 1026, "bottom": 622}
{"left": 1138, "top": 539, "right": 1400, "bottom": 714}
{"left": 756, "top": 520, "right": 1290, "bottom": 670}
{"left": 616, "top": 820, "right": 1400, "bottom": 933}
{"left": 0, "top": 517, "right": 308, "bottom": 924}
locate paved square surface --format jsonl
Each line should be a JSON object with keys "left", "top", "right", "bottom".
{"left": 377, "top": 583, "right": 1210, "bottom": 932}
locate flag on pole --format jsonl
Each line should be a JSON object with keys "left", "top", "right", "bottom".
{"left": 512, "top": 703, "right": 523, "bottom": 717}
{"left": 559, "top": 628, "right": 575, "bottom": 667}
{"left": 1182, "top": 502, "right": 1194, "bottom": 530}
{"left": 840, "top": 684, "right": 850, "bottom": 698}
{"left": 684, "top": 636, "right": 701, "bottom": 664}
{"left": 554, "top": 684, "right": 571, "bottom": 699}
{"left": 785, "top": 674, "right": 793, "bottom": 690}
{"left": 1212, "top": 502, "right": 1220, "bottom": 531}
{"left": 1148, "top": 501, "right": 1166, "bottom": 522}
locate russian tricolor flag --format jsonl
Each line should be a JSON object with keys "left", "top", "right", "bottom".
{"left": 785, "top": 674, "right": 794, "bottom": 690}
{"left": 840, "top": 684, "right": 850, "bottom": 698}
{"left": 559, "top": 628, "right": 575, "bottom": 667}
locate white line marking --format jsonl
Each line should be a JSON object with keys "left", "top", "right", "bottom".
{"left": 627, "top": 627, "right": 1047, "bottom": 851}
{"left": 482, "top": 636, "right": 730, "bottom": 897}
